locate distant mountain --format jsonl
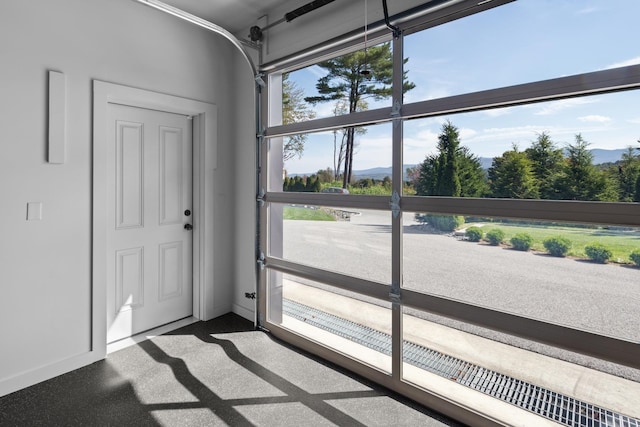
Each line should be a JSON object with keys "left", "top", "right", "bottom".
{"left": 589, "top": 148, "right": 629, "bottom": 164}
{"left": 352, "top": 165, "right": 418, "bottom": 181}
{"left": 478, "top": 157, "right": 493, "bottom": 170}
{"left": 292, "top": 149, "right": 632, "bottom": 179}
{"left": 352, "top": 166, "right": 394, "bottom": 180}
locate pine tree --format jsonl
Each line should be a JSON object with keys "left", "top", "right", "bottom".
{"left": 436, "top": 122, "right": 462, "bottom": 197}
{"left": 555, "top": 134, "right": 616, "bottom": 201}
{"left": 489, "top": 145, "right": 539, "bottom": 199}
{"left": 615, "top": 146, "right": 640, "bottom": 201}
{"left": 305, "top": 43, "right": 415, "bottom": 188}
{"left": 525, "top": 132, "right": 564, "bottom": 199}
{"left": 416, "top": 121, "right": 486, "bottom": 197}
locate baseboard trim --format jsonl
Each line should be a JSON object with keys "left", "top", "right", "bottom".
{"left": 0, "top": 350, "right": 102, "bottom": 398}
{"left": 107, "top": 316, "right": 199, "bottom": 354}
{"left": 232, "top": 303, "right": 255, "bottom": 323}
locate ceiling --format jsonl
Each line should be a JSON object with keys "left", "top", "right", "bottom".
{"left": 159, "top": 0, "right": 296, "bottom": 36}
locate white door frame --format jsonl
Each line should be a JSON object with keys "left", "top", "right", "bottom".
{"left": 93, "top": 80, "right": 217, "bottom": 358}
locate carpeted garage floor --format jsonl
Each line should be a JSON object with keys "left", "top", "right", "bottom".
{"left": 0, "top": 313, "right": 463, "bottom": 426}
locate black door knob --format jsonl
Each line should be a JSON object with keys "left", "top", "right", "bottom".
{"left": 184, "top": 224, "right": 193, "bottom": 230}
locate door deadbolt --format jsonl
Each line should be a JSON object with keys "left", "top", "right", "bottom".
{"left": 184, "top": 209, "right": 191, "bottom": 216}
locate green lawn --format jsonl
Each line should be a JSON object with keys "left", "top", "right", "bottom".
{"left": 283, "top": 206, "right": 336, "bottom": 221}
{"left": 473, "top": 222, "right": 640, "bottom": 263}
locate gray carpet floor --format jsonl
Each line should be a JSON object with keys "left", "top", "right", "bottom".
{"left": 0, "top": 313, "right": 464, "bottom": 426}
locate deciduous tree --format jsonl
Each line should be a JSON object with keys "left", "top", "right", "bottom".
{"left": 282, "top": 74, "right": 316, "bottom": 161}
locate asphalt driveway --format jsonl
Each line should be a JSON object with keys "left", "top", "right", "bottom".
{"left": 282, "top": 209, "right": 640, "bottom": 381}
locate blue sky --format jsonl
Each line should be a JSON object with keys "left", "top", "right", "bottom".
{"left": 284, "top": 0, "right": 640, "bottom": 174}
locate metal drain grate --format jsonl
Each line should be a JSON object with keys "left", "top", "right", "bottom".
{"left": 283, "top": 299, "right": 640, "bottom": 427}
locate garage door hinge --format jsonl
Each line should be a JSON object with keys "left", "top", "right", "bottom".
{"left": 390, "top": 190, "right": 400, "bottom": 218}
{"left": 257, "top": 252, "right": 266, "bottom": 270}
{"left": 256, "top": 188, "right": 266, "bottom": 207}
{"left": 389, "top": 282, "right": 401, "bottom": 303}
{"left": 391, "top": 99, "right": 402, "bottom": 116}
{"left": 257, "top": 128, "right": 266, "bottom": 143}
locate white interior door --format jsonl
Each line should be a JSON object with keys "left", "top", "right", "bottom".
{"left": 106, "top": 103, "right": 193, "bottom": 343}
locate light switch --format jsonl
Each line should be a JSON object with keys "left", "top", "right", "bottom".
{"left": 27, "top": 202, "right": 42, "bottom": 221}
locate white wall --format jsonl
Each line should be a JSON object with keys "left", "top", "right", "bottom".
{"left": 231, "top": 51, "right": 259, "bottom": 322}
{"left": 0, "top": 0, "right": 248, "bottom": 396}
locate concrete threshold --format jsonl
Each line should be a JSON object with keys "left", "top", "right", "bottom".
{"left": 282, "top": 279, "right": 640, "bottom": 421}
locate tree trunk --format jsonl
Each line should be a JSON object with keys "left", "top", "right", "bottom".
{"left": 343, "top": 127, "right": 355, "bottom": 188}
{"left": 342, "top": 133, "right": 351, "bottom": 188}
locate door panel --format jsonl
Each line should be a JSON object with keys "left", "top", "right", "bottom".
{"left": 159, "top": 126, "right": 184, "bottom": 225}
{"left": 107, "top": 103, "right": 193, "bottom": 343}
{"left": 116, "top": 121, "right": 144, "bottom": 229}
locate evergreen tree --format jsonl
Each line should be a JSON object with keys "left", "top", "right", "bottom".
{"left": 305, "top": 176, "right": 315, "bottom": 192}
{"left": 615, "top": 146, "right": 640, "bottom": 201}
{"left": 525, "top": 132, "right": 564, "bottom": 199}
{"left": 312, "top": 176, "right": 322, "bottom": 192}
{"left": 555, "top": 134, "right": 616, "bottom": 201}
{"left": 436, "top": 122, "right": 462, "bottom": 197}
{"left": 489, "top": 145, "right": 539, "bottom": 199}
{"left": 305, "top": 43, "right": 415, "bottom": 188}
{"left": 457, "top": 146, "right": 488, "bottom": 197}
{"left": 416, "top": 153, "right": 438, "bottom": 196}
{"left": 293, "top": 176, "right": 305, "bottom": 192}
{"left": 416, "top": 121, "right": 486, "bottom": 197}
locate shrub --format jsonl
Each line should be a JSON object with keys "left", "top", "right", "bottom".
{"left": 418, "top": 214, "right": 464, "bottom": 232}
{"left": 584, "top": 243, "right": 612, "bottom": 263}
{"left": 465, "top": 226, "right": 483, "bottom": 242}
{"left": 630, "top": 249, "right": 640, "bottom": 267}
{"left": 510, "top": 233, "right": 533, "bottom": 251}
{"left": 485, "top": 229, "right": 505, "bottom": 246}
{"left": 543, "top": 236, "right": 571, "bottom": 257}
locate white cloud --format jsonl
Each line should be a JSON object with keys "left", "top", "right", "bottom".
{"left": 576, "top": 7, "right": 598, "bottom": 15}
{"left": 465, "top": 125, "right": 543, "bottom": 144}
{"left": 605, "top": 56, "right": 640, "bottom": 69}
{"left": 403, "top": 86, "right": 451, "bottom": 104}
{"left": 628, "top": 117, "right": 640, "bottom": 124}
{"left": 534, "top": 98, "right": 595, "bottom": 116}
{"left": 359, "top": 135, "right": 392, "bottom": 149}
{"left": 311, "top": 102, "right": 340, "bottom": 119}
{"left": 459, "top": 127, "right": 478, "bottom": 140}
{"left": 578, "top": 115, "right": 611, "bottom": 123}
{"left": 483, "top": 107, "right": 513, "bottom": 118}
{"left": 306, "top": 65, "right": 327, "bottom": 78}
